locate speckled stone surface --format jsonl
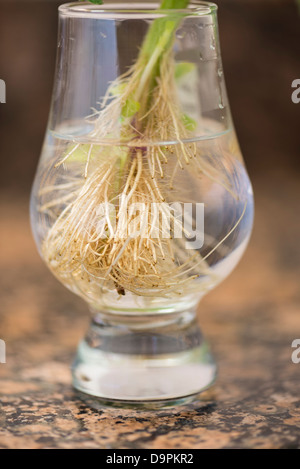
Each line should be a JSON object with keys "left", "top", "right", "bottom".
{"left": 0, "top": 173, "right": 300, "bottom": 449}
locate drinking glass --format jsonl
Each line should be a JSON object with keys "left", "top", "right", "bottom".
{"left": 30, "top": 1, "right": 254, "bottom": 407}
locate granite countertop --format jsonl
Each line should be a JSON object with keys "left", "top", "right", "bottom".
{"left": 0, "top": 172, "right": 299, "bottom": 449}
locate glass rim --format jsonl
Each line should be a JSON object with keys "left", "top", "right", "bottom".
{"left": 59, "top": 2, "right": 218, "bottom": 18}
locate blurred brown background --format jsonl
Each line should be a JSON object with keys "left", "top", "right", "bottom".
{"left": 0, "top": 0, "right": 299, "bottom": 449}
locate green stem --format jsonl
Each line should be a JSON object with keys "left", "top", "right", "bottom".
{"left": 115, "top": 0, "right": 190, "bottom": 192}
{"left": 140, "top": 0, "right": 190, "bottom": 59}
{"left": 135, "top": 0, "right": 190, "bottom": 114}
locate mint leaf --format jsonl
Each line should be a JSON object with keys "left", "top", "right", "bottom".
{"left": 121, "top": 98, "right": 141, "bottom": 119}
{"left": 181, "top": 113, "right": 197, "bottom": 131}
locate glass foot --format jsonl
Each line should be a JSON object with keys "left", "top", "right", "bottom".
{"left": 72, "top": 311, "right": 217, "bottom": 406}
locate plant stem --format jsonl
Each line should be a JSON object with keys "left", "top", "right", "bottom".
{"left": 140, "top": 0, "right": 190, "bottom": 60}
{"left": 117, "top": 1, "right": 190, "bottom": 188}
{"left": 134, "top": 0, "right": 190, "bottom": 116}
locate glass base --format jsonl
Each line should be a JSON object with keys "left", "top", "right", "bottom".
{"left": 72, "top": 310, "right": 217, "bottom": 406}
{"left": 74, "top": 390, "right": 202, "bottom": 411}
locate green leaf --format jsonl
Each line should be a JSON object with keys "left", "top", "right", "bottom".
{"left": 87, "top": 0, "right": 103, "bottom": 4}
{"left": 181, "top": 113, "right": 197, "bottom": 131}
{"left": 121, "top": 98, "right": 141, "bottom": 119}
{"left": 175, "top": 62, "right": 195, "bottom": 80}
